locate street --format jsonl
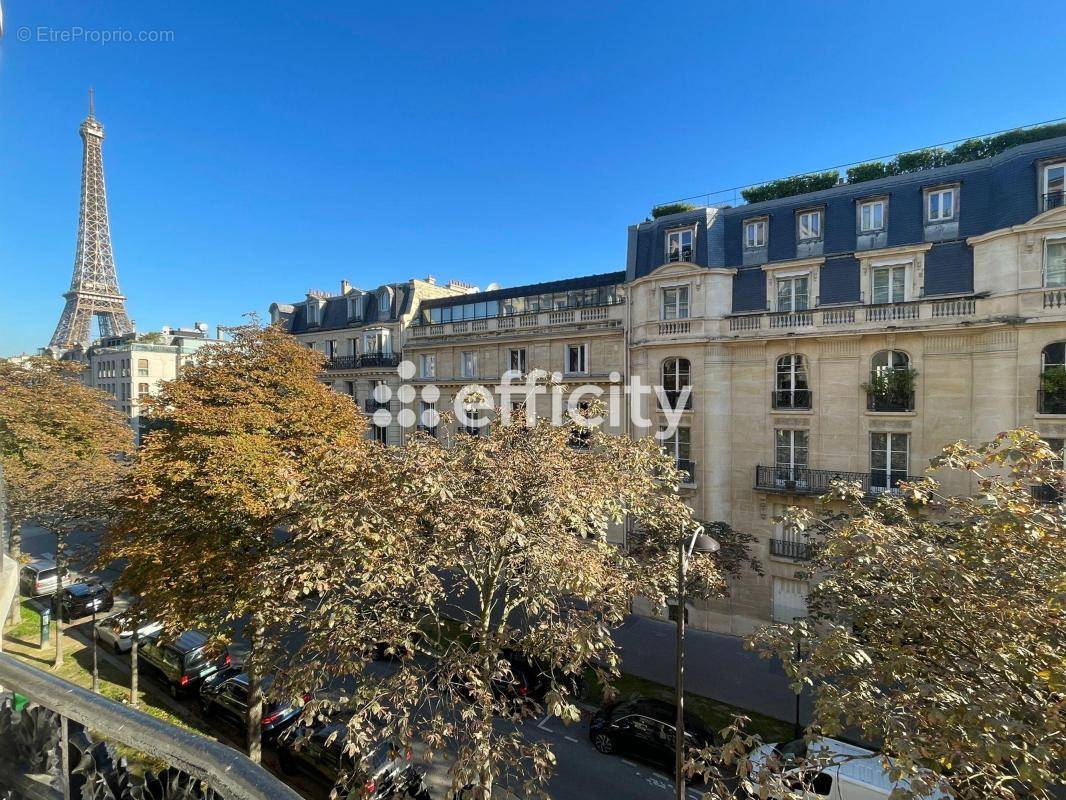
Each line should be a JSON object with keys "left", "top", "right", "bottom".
{"left": 15, "top": 523, "right": 709, "bottom": 800}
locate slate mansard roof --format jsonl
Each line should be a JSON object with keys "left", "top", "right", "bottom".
{"left": 275, "top": 283, "right": 415, "bottom": 335}
{"left": 629, "top": 135, "right": 1066, "bottom": 312}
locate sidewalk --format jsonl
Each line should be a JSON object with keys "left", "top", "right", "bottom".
{"left": 613, "top": 614, "right": 812, "bottom": 726}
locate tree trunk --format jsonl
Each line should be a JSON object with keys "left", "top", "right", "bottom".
{"left": 7, "top": 522, "right": 21, "bottom": 626}
{"left": 52, "top": 534, "right": 65, "bottom": 669}
{"left": 245, "top": 615, "right": 265, "bottom": 763}
{"left": 130, "top": 626, "right": 139, "bottom": 708}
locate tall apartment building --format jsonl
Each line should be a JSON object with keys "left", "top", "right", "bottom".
{"left": 269, "top": 278, "right": 471, "bottom": 445}
{"left": 79, "top": 323, "right": 219, "bottom": 442}
{"left": 273, "top": 134, "right": 1066, "bottom": 635}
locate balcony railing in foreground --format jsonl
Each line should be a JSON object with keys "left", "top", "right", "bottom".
{"left": 0, "top": 652, "right": 300, "bottom": 800}
{"left": 728, "top": 295, "right": 977, "bottom": 334}
{"left": 754, "top": 465, "right": 918, "bottom": 497}
{"left": 325, "top": 353, "right": 401, "bottom": 370}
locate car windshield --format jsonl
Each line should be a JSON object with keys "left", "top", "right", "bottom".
{"left": 776, "top": 738, "right": 809, "bottom": 761}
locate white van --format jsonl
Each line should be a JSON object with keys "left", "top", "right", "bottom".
{"left": 750, "top": 736, "right": 949, "bottom": 800}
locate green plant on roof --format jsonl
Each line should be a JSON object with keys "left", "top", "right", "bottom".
{"left": 740, "top": 171, "right": 840, "bottom": 204}
{"left": 651, "top": 202, "right": 696, "bottom": 219}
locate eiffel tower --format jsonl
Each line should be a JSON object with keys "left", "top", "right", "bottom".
{"left": 49, "top": 90, "right": 134, "bottom": 351}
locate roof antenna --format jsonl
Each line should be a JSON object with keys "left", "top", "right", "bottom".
{"left": 88, "top": 87, "right": 95, "bottom": 118}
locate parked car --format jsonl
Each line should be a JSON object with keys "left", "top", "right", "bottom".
{"left": 199, "top": 669, "right": 303, "bottom": 739}
{"left": 53, "top": 583, "right": 114, "bottom": 622}
{"left": 588, "top": 697, "right": 715, "bottom": 771}
{"left": 500, "top": 649, "right": 589, "bottom": 704}
{"left": 94, "top": 616, "right": 164, "bottom": 654}
{"left": 277, "top": 721, "right": 426, "bottom": 799}
{"left": 19, "top": 558, "right": 69, "bottom": 597}
{"left": 749, "top": 737, "right": 950, "bottom": 799}
{"left": 137, "top": 630, "right": 231, "bottom": 698}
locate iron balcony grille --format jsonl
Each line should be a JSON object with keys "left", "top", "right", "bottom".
{"left": 1038, "top": 388, "right": 1066, "bottom": 415}
{"left": 866, "top": 392, "right": 914, "bottom": 412}
{"left": 364, "top": 398, "right": 390, "bottom": 413}
{"left": 769, "top": 538, "right": 811, "bottom": 560}
{"left": 754, "top": 465, "right": 918, "bottom": 497}
{"left": 666, "top": 247, "right": 693, "bottom": 263}
{"left": 676, "top": 458, "right": 696, "bottom": 485}
{"left": 326, "top": 353, "right": 401, "bottom": 370}
{"left": 1043, "top": 191, "right": 1065, "bottom": 212}
{"left": 1031, "top": 484, "right": 1063, "bottom": 504}
{"left": 772, "top": 389, "right": 813, "bottom": 410}
{"left": 658, "top": 391, "right": 694, "bottom": 412}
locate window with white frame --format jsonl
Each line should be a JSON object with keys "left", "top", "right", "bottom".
{"left": 1045, "top": 237, "right": 1066, "bottom": 288}
{"left": 661, "top": 357, "right": 691, "bottom": 410}
{"left": 872, "top": 263, "right": 907, "bottom": 304}
{"left": 419, "top": 399, "right": 438, "bottom": 432}
{"left": 744, "top": 218, "right": 767, "bottom": 249}
{"left": 776, "top": 274, "right": 810, "bottom": 311}
{"left": 870, "top": 432, "right": 909, "bottom": 493}
{"left": 372, "top": 424, "right": 388, "bottom": 444}
{"left": 660, "top": 425, "right": 692, "bottom": 480}
{"left": 1044, "top": 162, "right": 1065, "bottom": 210}
{"left": 137, "top": 358, "right": 149, "bottom": 377}
{"left": 666, "top": 228, "right": 694, "bottom": 262}
{"left": 772, "top": 577, "right": 809, "bottom": 623}
{"left": 346, "top": 337, "right": 357, "bottom": 356}
{"left": 378, "top": 290, "right": 391, "bottom": 315}
{"left": 566, "top": 343, "right": 588, "bottom": 375}
{"left": 508, "top": 348, "right": 527, "bottom": 374}
{"left": 797, "top": 209, "right": 822, "bottom": 241}
{"left": 460, "top": 351, "right": 478, "bottom": 378}
{"left": 926, "top": 186, "right": 957, "bottom": 222}
{"left": 326, "top": 340, "right": 338, "bottom": 359}
{"left": 774, "top": 354, "right": 810, "bottom": 409}
{"left": 859, "top": 199, "right": 886, "bottom": 232}
{"left": 307, "top": 302, "right": 321, "bottom": 326}
{"left": 661, "top": 286, "right": 690, "bottom": 320}
{"left": 363, "top": 329, "right": 391, "bottom": 355}
{"left": 774, "top": 429, "right": 809, "bottom": 484}
{"left": 419, "top": 353, "right": 436, "bottom": 379}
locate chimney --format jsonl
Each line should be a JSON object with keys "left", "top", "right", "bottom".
{"left": 426, "top": 275, "right": 436, "bottom": 285}
{"left": 341, "top": 279, "right": 351, "bottom": 295}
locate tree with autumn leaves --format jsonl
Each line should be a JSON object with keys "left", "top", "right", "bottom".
{"left": 695, "top": 429, "right": 1065, "bottom": 800}
{"left": 103, "top": 324, "right": 371, "bottom": 762}
{"left": 0, "top": 357, "right": 133, "bottom": 667}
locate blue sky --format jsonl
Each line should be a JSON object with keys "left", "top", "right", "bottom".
{"left": 1, "top": 1, "right": 1064, "bottom": 355}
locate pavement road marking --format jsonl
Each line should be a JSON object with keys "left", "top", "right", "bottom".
{"left": 564, "top": 735, "right": 579, "bottom": 743}
{"left": 536, "top": 715, "right": 554, "bottom": 734}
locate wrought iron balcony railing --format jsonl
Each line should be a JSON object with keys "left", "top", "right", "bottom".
{"left": 769, "top": 538, "right": 811, "bottom": 560}
{"left": 364, "top": 398, "right": 390, "bottom": 413}
{"left": 772, "top": 389, "right": 812, "bottom": 410}
{"left": 1043, "top": 191, "right": 1065, "bottom": 212}
{"left": 1031, "top": 484, "right": 1063, "bottom": 504}
{"left": 0, "top": 652, "right": 300, "bottom": 800}
{"left": 657, "top": 390, "right": 694, "bottom": 412}
{"left": 676, "top": 458, "right": 696, "bottom": 485}
{"left": 326, "top": 353, "right": 401, "bottom": 370}
{"left": 666, "top": 248, "right": 693, "bottom": 263}
{"left": 1038, "top": 388, "right": 1066, "bottom": 414}
{"left": 754, "top": 465, "right": 917, "bottom": 497}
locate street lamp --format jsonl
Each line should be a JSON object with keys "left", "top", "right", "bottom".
{"left": 675, "top": 524, "right": 719, "bottom": 800}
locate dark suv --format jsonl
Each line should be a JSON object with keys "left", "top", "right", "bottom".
{"left": 589, "top": 697, "right": 715, "bottom": 771}
{"left": 53, "top": 583, "right": 114, "bottom": 622}
{"left": 199, "top": 669, "right": 302, "bottom": 740}
{"left": 277, "top": 721, "right": 426, "bottom": 799}
{"left": 137, "top": 630, "right": 231, "bottom": 698}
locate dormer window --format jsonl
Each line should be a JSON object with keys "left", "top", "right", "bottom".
{"left": 666, "top": 228, "right": 694, "bottom": 263}
{"left": 859, "top": 199, "right": 886, "bottom": 232}
{"left": 1044, "top": 162, "right": 1065, "bottom": 211}
{"left": 797, "top": 209, "right": 822, "bottom": 242}
{"left": 307, "top": 302, "right": 321, "bottom": 326}
{"left": 744, "top": 218, "right": 767, "bottom": 249}
{"left": 378, "top": 289, "right": 392, "bottom": 316}
{"left": 926, "top": 186, "right": 957, "bottom": 222}
{"left": 347, "top": 295, "right": 362, "bottom": 321}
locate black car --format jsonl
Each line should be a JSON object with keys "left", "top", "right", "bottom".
{"left": 137, "top": 630, "right": 231, "bottom": 698}
{"left": 277, "top": 721, "right": 426, "bottom": 799}
{"left": 588, "top": 697, "right": 715, "bottom": 771}
{"left": 199, "top": 669, "right": 303, "bottom": 739}
{"left": 53, "top": 582, "right": 114, "bottom": 622}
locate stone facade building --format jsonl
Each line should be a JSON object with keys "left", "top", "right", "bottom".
{"left": 272, "top": 134, "right": 1066, "bottom": 635}
{"left": 80, "top": 323, "right": 219, "bottom": 442}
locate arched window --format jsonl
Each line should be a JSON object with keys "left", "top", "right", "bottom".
{"left": 1040, "top": 342, "right": 1066, "bottom": 414}
{"left": 774, "top": 355, "right": 810, "bottom": 409}
{"left": 867, "top": 350, "right": 914, "bottom": 412}
{"left": 661, "top": 358, "right": 692, "bottom": 411}
{"left": 377, "top": 288, "right": 393, "bottom": 316}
